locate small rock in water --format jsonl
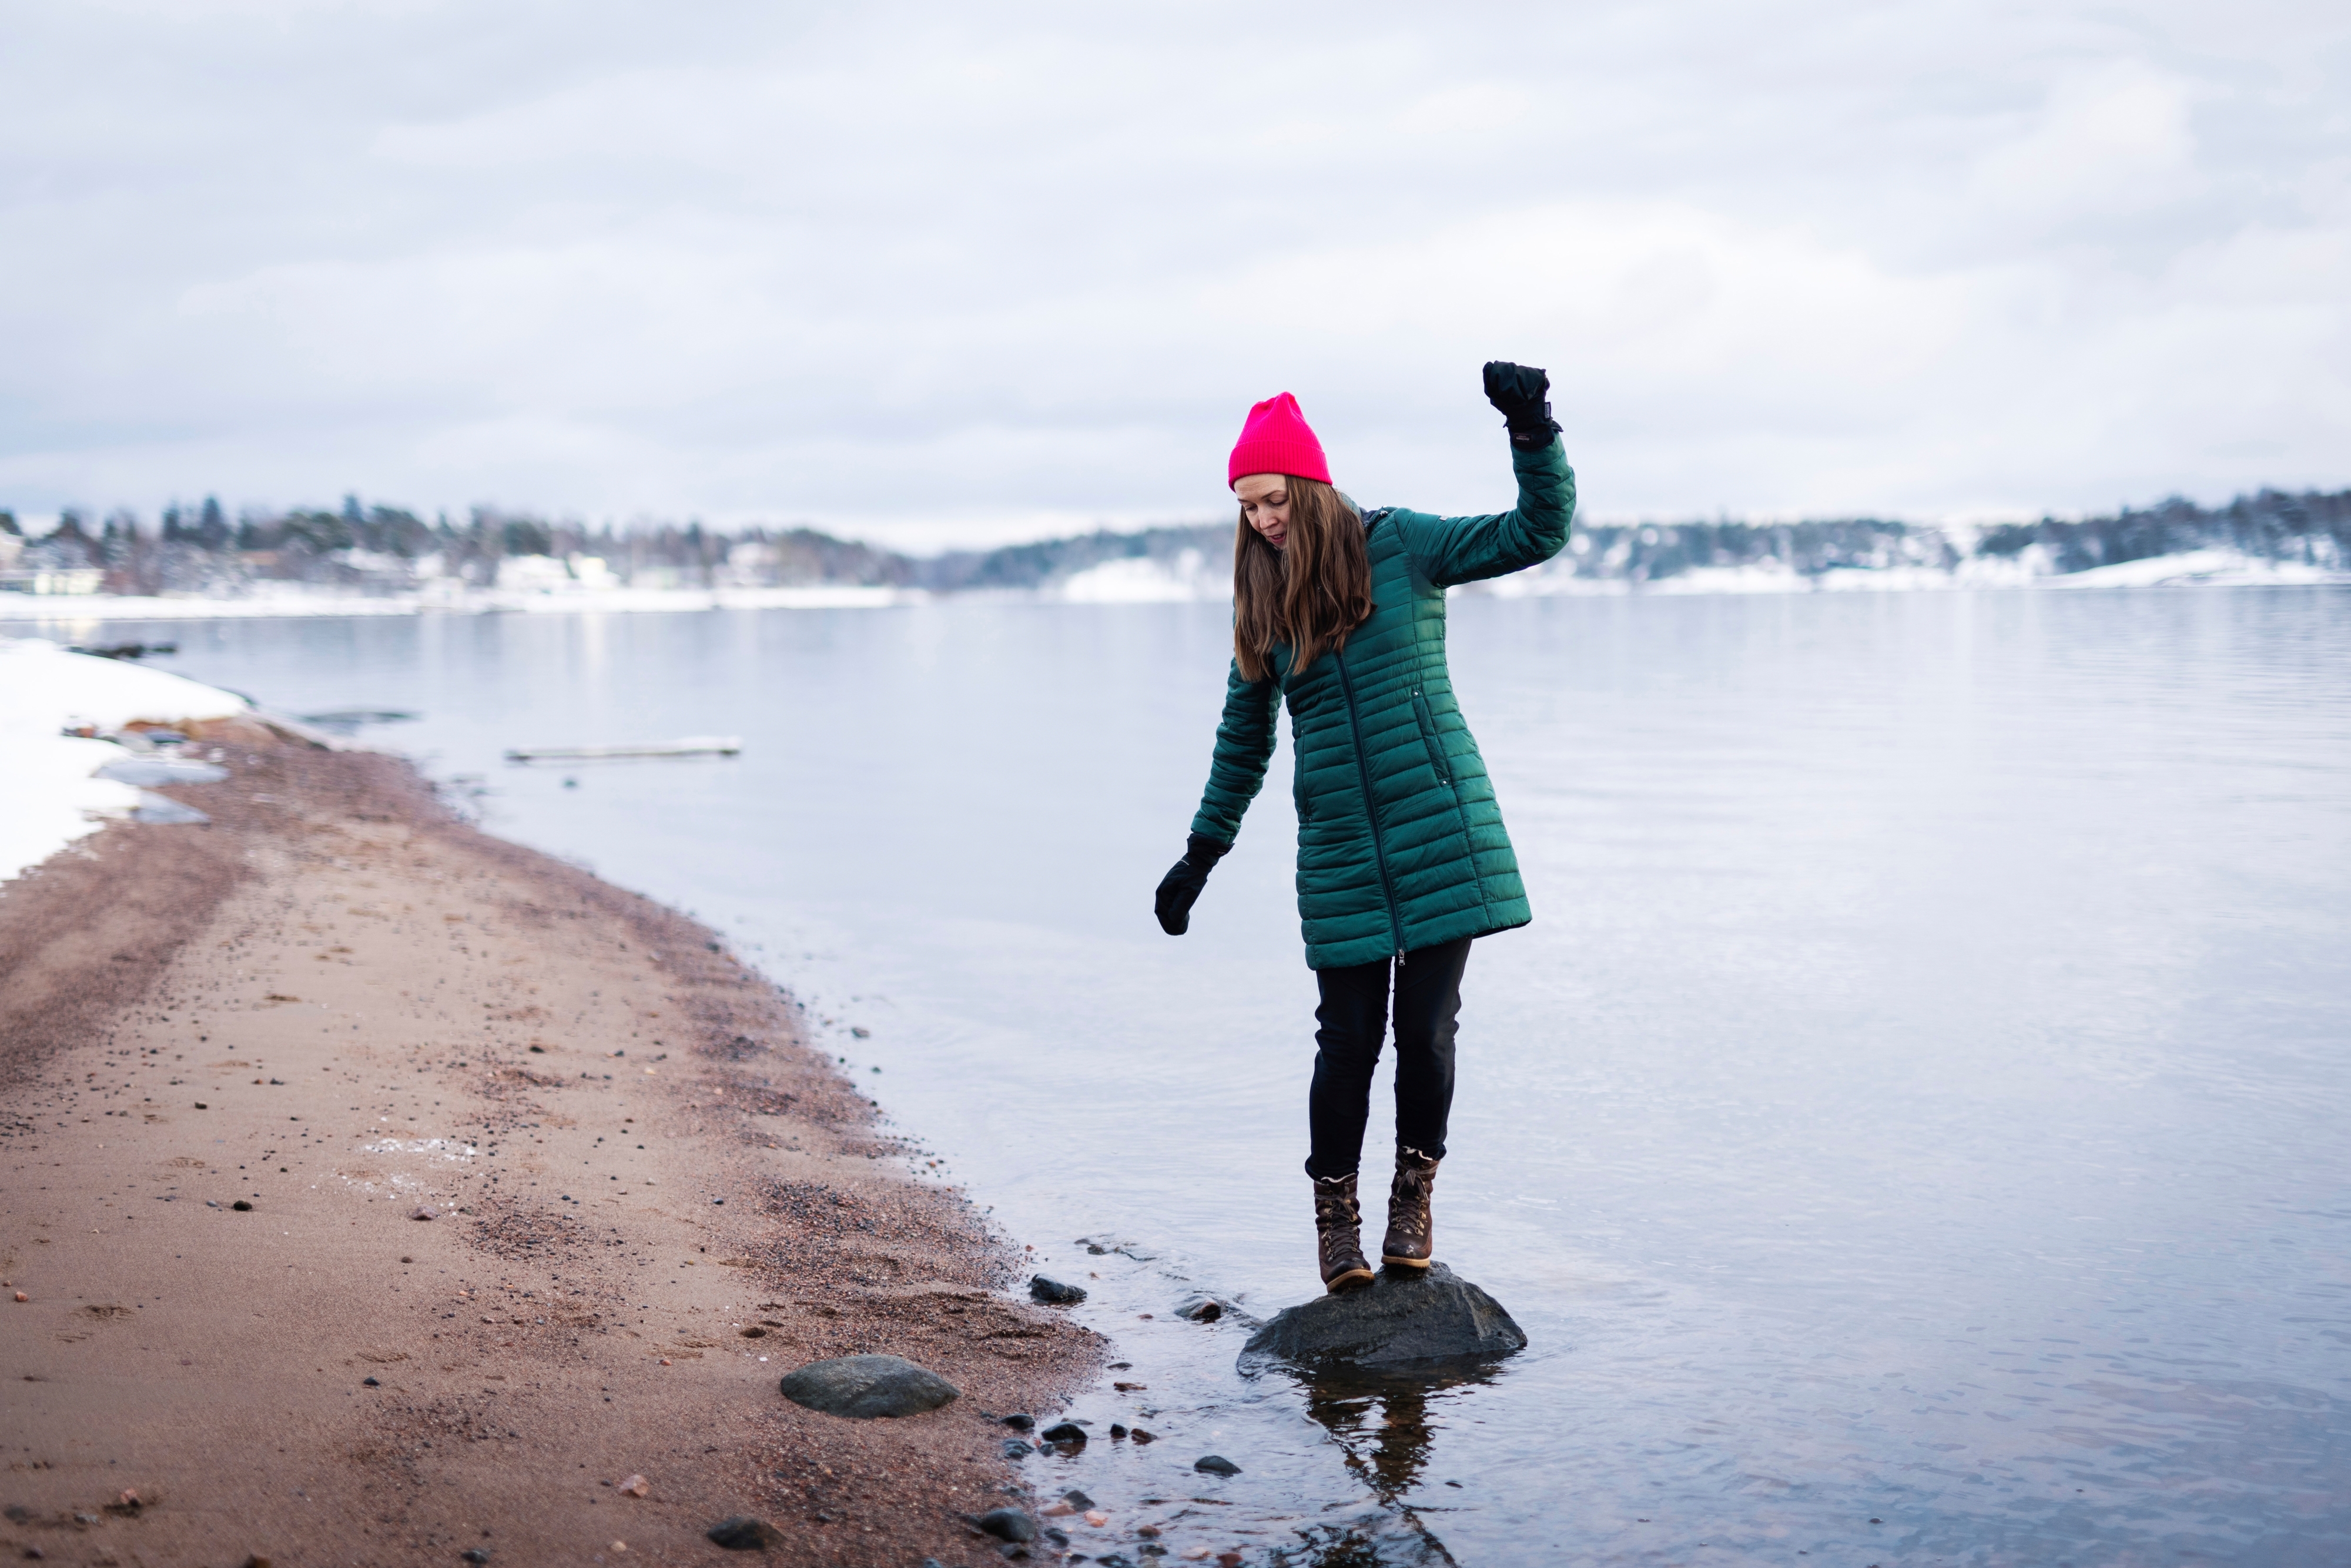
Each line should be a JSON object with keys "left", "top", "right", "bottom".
{"left": 975, "top": 1508, "right": 1037, "bottom": 1543}
{"left": 1040, "top": 1421, "right": 1087, "bottom": 1445}
{"left": 705, "top": 1517, "right": 783, "bottom": 1551}
{"left": 1030, "top": 1275, "right": 1087, "bottom": 1305}
{"left": 1128, "top": 1427, "right": 1156, "bottom": 1444}
{"left": 1000, "top": 1413, "right": 1036, "bottom": 1430}
{"left": 1108, "top": 1423, "right": 1129, "bottom": 1439}
{"left": 1172, "top": 1294, "right": 1223, "bottom": 1323}
{"left": 777, "top": 1353, "right": 959, "bottom": 1419}
{"left": 1040, "top": 1502, "right": 1076, "bottom": 1518}
{"left": 1002, "top": 1438, "right": 1033, "bottom": 1459}
{"left": 1238, "top": 1261, "right": 1526, "bottom": 1372}
{"left": 1194, "top": 1455, "right": 1241, "bottom": 1477}
{"left": 1060, "top": 1489, "right": 1096, "bottom": 1509}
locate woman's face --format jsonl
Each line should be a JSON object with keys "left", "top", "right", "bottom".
{"left": 1235, "top": 473, "right": 1291, "bottom": 550}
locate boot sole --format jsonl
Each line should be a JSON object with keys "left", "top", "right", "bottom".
{"left": 1324, "top": 1267, "right": 1375, "bottom": 1294}
{"left": 1379, "top": 1255, "right": 1432, "bottom": 1269}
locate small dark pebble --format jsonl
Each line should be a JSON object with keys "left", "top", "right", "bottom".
{"left": 1060, "top": 1489, "right": 1096, "bottom": 1509}
{"left": 463, "top": 1553, "right": 490, "bottom": 1564}
{"left": 1030, "top": 1275, "right": 1087, "bottom": 1305}
{"left": 1000, "top": 1413, "right": 1035, "bottom": 1430}
{"left": 976, "top": 1507, "right": 1038, "bottom": 1543}
{"left": 1109, "top": 1423, "right": 1129, "bottom": 1439}
{"left": 1041, "top": 1422, "right": 1087, "bottom": 1444}
{"left": 1194, "top": 1455, "right": 1241, "bottom": 1476}
{"left": 363, "top": 1376, "right": 380, "bottom": 1387}
{"left": 1002, "top": 1439, "right": 1033, "bottom": 1459}
{"left": 1043, "top": 1527, "right": 1070, "bottom": 1548}
{"left": 1128, "top": 1428, "right": 1156, "bottom": 1444}
{"left": 706, "top": 1516, "right": 785, "bottom": 1551}
{"left": 232, "top": 1200, "right": 253, "bottom": 1212}
{"left": 1096, "top": 1556, "right": 1137, "bottom": 1568}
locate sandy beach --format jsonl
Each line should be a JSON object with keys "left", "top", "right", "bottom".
{"left": 1, "top": 720, "right": 1099, "bottom": 1567}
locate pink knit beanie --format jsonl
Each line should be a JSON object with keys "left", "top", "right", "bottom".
{"left": 1227, "top": 392, "right": 1331, "bottom": 488}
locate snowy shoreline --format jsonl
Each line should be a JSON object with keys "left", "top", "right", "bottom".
{"left": 0, "top": 639, "right": 251, "bottom": 885}
{"left": 0, "top": 545, "right": 2342, "bottom": 622}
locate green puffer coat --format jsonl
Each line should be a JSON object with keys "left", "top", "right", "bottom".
{"left": 1190, "top": 437, "right": 1576, "bottom": 969}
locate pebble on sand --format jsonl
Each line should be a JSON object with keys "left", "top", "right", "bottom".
{"left": 408, "top": 1206, "right": 439, "bottom": 1221}
{"left": 777, "top": 1353, "right": 960, "bottom": 1419}
{"left": 1002, "top": 1438, "right": 1033, "bottom": 1459}
{"left": 1194, "top": 1455, "right": 1241, "bottom": 1477}
{"left": 1030, "top": 1275, "right": 1087, "bottom": 1304}
{"left": 1000, "top": 1413, "right": 1035, "bottom": 1430}
{"left": 617, "top": 1474, "right": 649, "bottom": 1497}
{"left": 705, "top": 1517, "right": 785, "bottom": 1551}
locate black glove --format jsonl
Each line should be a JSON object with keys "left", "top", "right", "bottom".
{"left": 1483, "top": 360, "right": 1560, "bottom": 450}
{"left": 1154, "top": 834, "right": 1231, "bottom": 935}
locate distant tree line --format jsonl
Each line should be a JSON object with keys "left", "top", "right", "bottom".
{"left": 3, "top": 485, "right": 2343, "bottom": 597}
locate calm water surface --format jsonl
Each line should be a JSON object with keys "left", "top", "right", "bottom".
{"left": 19, "top": 589, "right": 2349, "bottom": 1566}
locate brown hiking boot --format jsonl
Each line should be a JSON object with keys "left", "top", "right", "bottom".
{"left": 1381, "top": 1146, "right": 1441, "bottom": 1268}
{"left": 1312, "top": 1172, "right": 1376, "bottom": 1294}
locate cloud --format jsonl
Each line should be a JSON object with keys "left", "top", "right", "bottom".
{"left": 0, "top": 0, "right": 2344, "bottom": 547}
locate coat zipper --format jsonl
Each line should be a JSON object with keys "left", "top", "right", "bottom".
{"left": 1332, "top": 644, "right": 1408, "bottom": 965}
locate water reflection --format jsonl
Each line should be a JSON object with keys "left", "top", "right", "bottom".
{"left": 1255, "top": 1362, "right": 1506, "bottom": 1566}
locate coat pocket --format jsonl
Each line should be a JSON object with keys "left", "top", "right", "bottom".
{"left": 1410, "top": 689, "right": 1452, "bottom": 786}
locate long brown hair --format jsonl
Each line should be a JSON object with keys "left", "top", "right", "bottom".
{"left": 1233, "top": 476, "right": 1372, "bottom": 682}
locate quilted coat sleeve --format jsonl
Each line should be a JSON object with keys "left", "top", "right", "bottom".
{"left": 1188, "top": 658, "right": 1281, "bottom": 846}
{"left": 1391, "top": 436, "right": 1577, "bottom": 588}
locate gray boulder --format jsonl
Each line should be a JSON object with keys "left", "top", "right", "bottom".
{"left": 778, "top": 1353, "right": 960, "bottom": 1418}
{"left": 1238, "top": 1264, "right": 1526, "bottom": 1372}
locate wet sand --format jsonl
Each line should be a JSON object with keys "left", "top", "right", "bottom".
{"left": 1, "top": 723, "right": 1099, "bottom": 1567}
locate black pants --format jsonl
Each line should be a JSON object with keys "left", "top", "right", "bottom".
{"left": 1304, "top": 935, "right": 1472, "bottom": 1180}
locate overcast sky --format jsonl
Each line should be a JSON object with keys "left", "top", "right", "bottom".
{"left": 3, "top": 1, "right": 2345, "bottom": 549}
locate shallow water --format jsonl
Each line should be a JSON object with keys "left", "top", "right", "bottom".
{"left": 17, "top": 588, "right": 2350, "bottom": 1565}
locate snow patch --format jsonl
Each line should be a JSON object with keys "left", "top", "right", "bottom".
{"left": 361, "top": 1138, "right": 480, "bottom": 1161}
{"left": 0, "top": 638, "right": 249, "bottom": 885}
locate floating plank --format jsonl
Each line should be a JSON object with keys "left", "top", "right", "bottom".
{"left": 503, "top": 736, "right": 742, "bottom": 763}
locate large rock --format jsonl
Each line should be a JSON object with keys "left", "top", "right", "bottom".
{"left": 1238, "top": 1264, "right": 1526, "bottom": 1372}
{"left": 778, "top": 1353, "right": 959, "bottom": 1418}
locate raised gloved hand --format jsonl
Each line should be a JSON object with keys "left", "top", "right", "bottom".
{"left": 1154, "top": 834, "right": 1231, "bottom": 935}
{"left": 1483, "top": 361, "right": 1561, "bottom": 450}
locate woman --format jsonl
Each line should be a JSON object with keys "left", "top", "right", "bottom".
{"left": 1154, "top": 363, "right": 1575, "bottom": 1294}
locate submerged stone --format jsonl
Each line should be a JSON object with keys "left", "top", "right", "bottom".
{"left": 778, "top": 1353, "right": 959, "bottom": 1418}
{"left": 976, "top": 1508, "right": 1037, "bottom": 1543}
{"left": 1238, "top": 1263, "right": 1527, "bottom": 1372}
